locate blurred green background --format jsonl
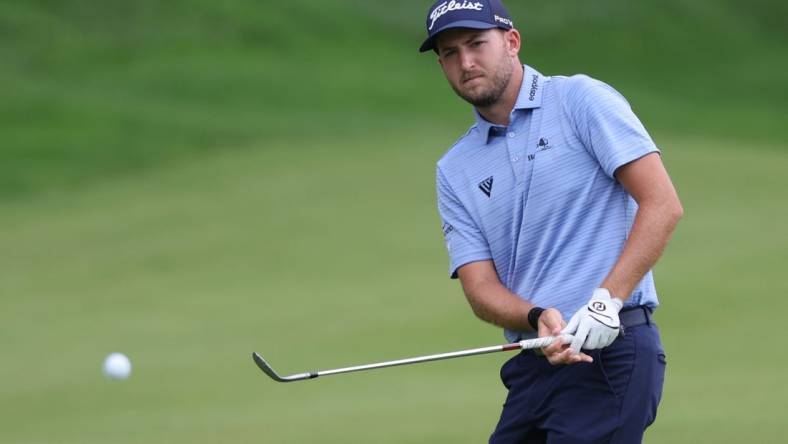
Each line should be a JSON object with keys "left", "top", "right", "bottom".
{"left": 1, "top": 0, "right": 786, "bottom": 442}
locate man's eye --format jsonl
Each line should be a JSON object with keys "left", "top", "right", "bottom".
{"left": 443, "top": 49, "right": 456, "bottom": 57}
{"left": 472, "top": 40, "right": 485, "bottom": 47}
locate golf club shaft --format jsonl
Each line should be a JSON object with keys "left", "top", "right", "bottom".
{"left": 253, "top": 334, "right": 572, "bottom": 382}
{"left": 318, "top": 342, "right": 522, "bottom": 377}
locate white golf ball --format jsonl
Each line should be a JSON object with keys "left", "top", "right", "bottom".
{"left": 103, "top": 352, "right": 132, "bottom": 380}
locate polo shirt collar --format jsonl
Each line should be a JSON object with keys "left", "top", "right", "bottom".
{"left": 513, "top": 65, "right": 546, "bottom": 110}
{"left": 473, "top": 64, "right": 546, "bottom": 144}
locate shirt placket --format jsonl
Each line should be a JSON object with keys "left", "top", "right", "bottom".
{"left": 506, "top": 113, "right": 528, "bottom": 187}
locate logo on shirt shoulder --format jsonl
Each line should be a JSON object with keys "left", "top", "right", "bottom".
{"left": 478, "top": 176, "right": 494, "bottom": 198}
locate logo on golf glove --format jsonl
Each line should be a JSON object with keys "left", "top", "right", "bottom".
{"left": 561, "top": 288, "right": 623, "bottom": 353}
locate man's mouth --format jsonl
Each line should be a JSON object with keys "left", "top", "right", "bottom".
{"left": 463, "top": 74, "right": 484, "bottom": 84}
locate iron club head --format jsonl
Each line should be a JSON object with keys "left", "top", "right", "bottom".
{"left": 252, "top": 352, "right": 316, "bottom": 383}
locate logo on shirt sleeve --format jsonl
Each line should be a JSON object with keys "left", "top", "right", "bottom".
{"left": 478, "top": 176, "right": 494, "bottom": 197}
{"left": 442, "top": 222, "right": 455, "bottom": 236}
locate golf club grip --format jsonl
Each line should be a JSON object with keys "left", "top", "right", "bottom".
{"left": 519, "top": 334, "right": 574, "bottom": 350}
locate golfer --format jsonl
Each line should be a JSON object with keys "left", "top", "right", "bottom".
{"left": 420, "top": 1, "right": 683, "bottom": 442}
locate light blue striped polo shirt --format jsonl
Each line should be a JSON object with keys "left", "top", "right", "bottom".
{"left": 436, "top": 65, "right": 660, "bottom": 341}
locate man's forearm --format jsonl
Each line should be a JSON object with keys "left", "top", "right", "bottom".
{"left": 601, "top": 152, "right": 683, "bottom": 301}
{"left": 458, "top": 261, "right": 536, "bottom": 331}
{"left": 602, "top": 198, "right": 683, "bottom": 301}
{"left": 465, "top": 280, "right": 536, "bottom": 331}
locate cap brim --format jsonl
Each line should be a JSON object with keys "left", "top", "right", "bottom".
{"left": 419, "top": 21, "right": 499, "bottom": 53}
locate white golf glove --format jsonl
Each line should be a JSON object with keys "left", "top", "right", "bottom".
{"left": 561, "top": 288, "right": 623, "bottom": 354}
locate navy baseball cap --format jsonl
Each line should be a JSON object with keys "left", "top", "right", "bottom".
{"left": 419, "top": 0, "right": 514, "bottom": 53}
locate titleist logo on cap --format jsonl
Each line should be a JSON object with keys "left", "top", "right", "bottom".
{"left": 429, "top": 1, "right": 485, "bottom": 30}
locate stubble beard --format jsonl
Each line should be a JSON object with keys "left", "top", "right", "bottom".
{"left": 452, "top": 58, "right": 514, "bottom": 108}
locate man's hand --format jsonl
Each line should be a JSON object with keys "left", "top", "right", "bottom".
{"left": 561, "top": 288, "right": 623, "bottom": 354}
{"left": 538, "top": 308, "right": 593, "bottom": 365}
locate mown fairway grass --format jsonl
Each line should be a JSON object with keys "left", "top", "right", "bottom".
{"left": 2, "top": 0, "right": 787, "bottom": 442}
{"left": 2, "top": 132, "right": 787, "bottom": 443}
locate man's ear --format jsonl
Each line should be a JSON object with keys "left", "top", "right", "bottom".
{"left": 504, "top": 29, "right": 521, "bottom": 56}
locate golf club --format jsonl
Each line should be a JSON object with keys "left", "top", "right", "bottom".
{"left": 252, "top": 334, "right": 573, "bottom": 382}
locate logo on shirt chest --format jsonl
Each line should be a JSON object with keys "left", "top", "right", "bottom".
{"left": 478, "top": 176, "right": 494, "bottom": 197}
{"left": 527, "top": 137, "right": 553, "bottom": 161}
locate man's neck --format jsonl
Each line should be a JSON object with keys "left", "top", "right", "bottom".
{"left": 476, "top": 63, "right": 524, "bottom": 126}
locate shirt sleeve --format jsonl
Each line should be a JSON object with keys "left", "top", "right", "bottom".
{"left": 436, "top": 165, "right": 492, "bottom": 279}
{"left": 566, "top": 75, "right": 660, "bottom": 178}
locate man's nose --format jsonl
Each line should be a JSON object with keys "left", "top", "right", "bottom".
{"left": 458, "top": 49, "right": 475, "bottom": 70}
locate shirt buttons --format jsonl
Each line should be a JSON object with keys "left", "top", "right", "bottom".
{"left": 507, "top": 131, "right": 516, "bottom": 138}
{"left": 512, "top": 156, "right": 520, "bottom": 162}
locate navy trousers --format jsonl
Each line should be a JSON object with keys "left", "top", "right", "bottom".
{"left": 489, "top": 322, "right": 666, "bottom": 444}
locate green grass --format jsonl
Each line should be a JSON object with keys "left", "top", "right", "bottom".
{"left": 1, "top": 0, "right": 786, "bottom": 198}
{"left": 650, "top": 138, "right": 788, "bottom": 442}
{"left": 1, "top": 131, "right": 787, "bottom": 443}
{"left": 1, "top": 0, "right": 787, "bottom": 442}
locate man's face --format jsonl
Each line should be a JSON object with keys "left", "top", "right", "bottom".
{"left": 436, "top": 28, "right": 517, "bottom": 108}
